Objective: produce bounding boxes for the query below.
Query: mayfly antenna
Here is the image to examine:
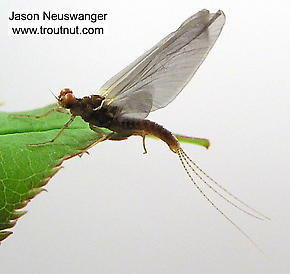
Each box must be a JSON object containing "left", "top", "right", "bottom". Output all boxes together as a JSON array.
[{"left": 50, "top": 90, "right": 58, "bottom": 100}]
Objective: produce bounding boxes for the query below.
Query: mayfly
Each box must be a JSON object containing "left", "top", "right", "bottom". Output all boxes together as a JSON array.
[{"left": 15, "top": 10, "right": 269, "bottom": 250}]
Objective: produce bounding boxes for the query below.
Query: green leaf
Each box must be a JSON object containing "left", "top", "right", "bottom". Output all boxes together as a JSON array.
[
  {"left": 0, "top": 104, "right": 209, "bottom": 242},
  {"left": 174, "top": 135, "right": 210, "bottom": 149},
  {"left": 0, "top": 104, "right": 106, "bottom": 242}
]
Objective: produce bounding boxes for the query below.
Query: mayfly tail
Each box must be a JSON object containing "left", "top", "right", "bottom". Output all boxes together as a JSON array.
[
  {"left": 179, "top": 149, "right": 264, "bottom": 220},
  {"left": 176, "top": 148, "right": 264, "bottom": 253},
  {"left": 181, "top": 149, "right": 270, "bottom": 221}
]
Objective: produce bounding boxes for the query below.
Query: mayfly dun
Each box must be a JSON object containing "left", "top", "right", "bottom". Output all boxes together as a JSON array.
[{"left": 14, "top": 10, "right": 269, "bottom": 251}]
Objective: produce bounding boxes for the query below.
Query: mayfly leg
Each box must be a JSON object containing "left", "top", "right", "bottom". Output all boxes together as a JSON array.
[
  {"left": 28, "top": 115, "right": 75, "bottom": 146},
  {"left": 10, "top": 106, "right": 73, "bottom": 146},
  {"left": 88, "top": 124, "right": 115, "bottom": 147},
  {"left": 82, "top": 124, "right": 115, "bottom": 156},
  {"left": 142, "top": 134, "right": 148, "bottom": 154},
  {"left": 10, "top": 107, "right": 68, "bottom": 119}
]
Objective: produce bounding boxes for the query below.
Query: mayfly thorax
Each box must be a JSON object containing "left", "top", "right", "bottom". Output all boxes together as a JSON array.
[{"left": 13, "top": 10, "right": 270, "bottom": 252}]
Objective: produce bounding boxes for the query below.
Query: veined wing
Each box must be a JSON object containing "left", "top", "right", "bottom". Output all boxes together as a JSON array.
[{"left": 98, "top": 10, "right": 225, "bottom": 119}]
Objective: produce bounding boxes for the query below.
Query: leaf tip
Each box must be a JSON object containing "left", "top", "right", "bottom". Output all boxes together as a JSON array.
[
  {"left": 10, "top": 210, "right": 27, "bottom": 220},
  {"left": 0, "top": 231, "right": 13, "bottom": 242}
]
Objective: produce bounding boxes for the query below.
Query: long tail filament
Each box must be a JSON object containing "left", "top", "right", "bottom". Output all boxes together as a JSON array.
[{"left": 176, "top": 147, "right": 269, "bottom": 253}]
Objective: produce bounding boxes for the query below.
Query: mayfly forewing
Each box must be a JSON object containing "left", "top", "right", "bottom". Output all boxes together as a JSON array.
[
  {"left": 110, "top": 87, "right": 153, "bottom": 119},
  {"left": 98, "top": 10, "right": 225, "bottom": 119}
]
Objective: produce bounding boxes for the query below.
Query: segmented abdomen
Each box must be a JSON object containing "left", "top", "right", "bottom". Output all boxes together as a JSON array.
[{"left": 117, "top": 119, "right": 180, "bottom": 153}]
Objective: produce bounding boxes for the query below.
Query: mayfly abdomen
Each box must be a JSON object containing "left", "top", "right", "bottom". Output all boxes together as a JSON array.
[{"left": 116, "top": 119, "right": 180, "bottom": 153}]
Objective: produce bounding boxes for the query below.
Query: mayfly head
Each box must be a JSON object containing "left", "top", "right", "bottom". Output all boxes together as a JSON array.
[{"left": 57, "top": 88, "right": 76, "bottom": 109}]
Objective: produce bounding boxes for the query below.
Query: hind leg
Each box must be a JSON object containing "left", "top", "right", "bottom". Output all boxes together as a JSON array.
[
  {"left": 88, "top": 124, "right": 114, "bottom": 146},
  {"left": 78, "top": 125, "right": 114, "bottom": 157}
]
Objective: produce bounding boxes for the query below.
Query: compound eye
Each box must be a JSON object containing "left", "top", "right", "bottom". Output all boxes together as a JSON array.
[
  {"left": 57, "top": 88, "right": 76, "bottom": 108},
  {"left": 63, "top": 93, "right": 76, "bottom": 106},
  {"left": 59, "top": 88, "right": 73, "bottom": 97}
]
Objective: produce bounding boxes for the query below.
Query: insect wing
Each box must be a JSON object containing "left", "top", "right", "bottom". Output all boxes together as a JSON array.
[{"left": 98, "top": 9, "right": 225, "bottom": 119}]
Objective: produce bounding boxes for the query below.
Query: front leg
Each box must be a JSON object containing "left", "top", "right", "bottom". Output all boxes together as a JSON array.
[{"left": 11, "top": 107, "right": 68, "bottom": 119}]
